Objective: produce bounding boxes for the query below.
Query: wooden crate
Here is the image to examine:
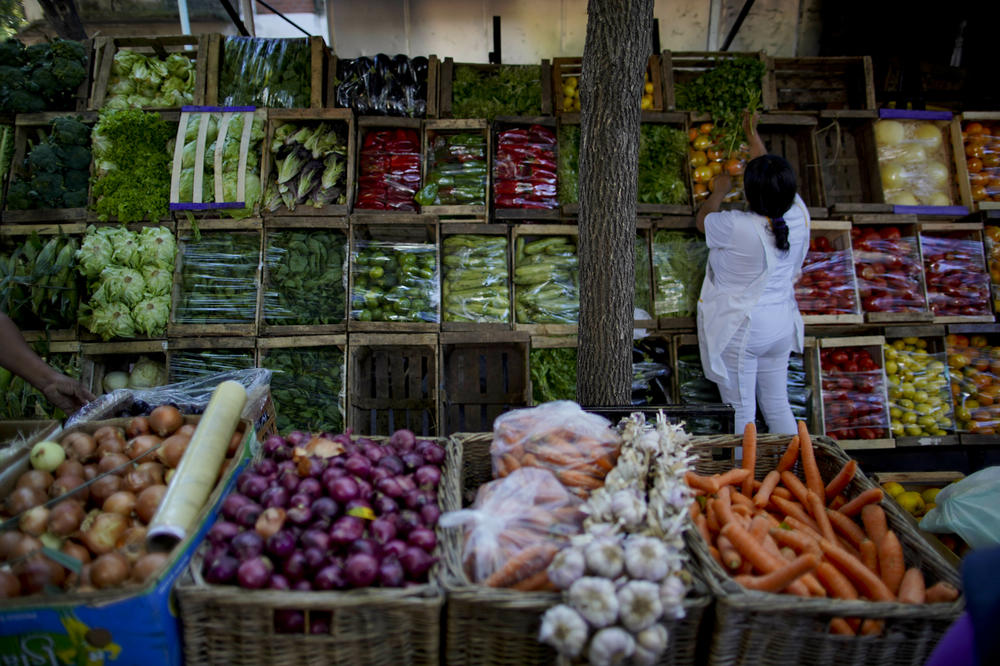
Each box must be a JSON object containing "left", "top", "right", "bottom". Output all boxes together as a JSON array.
[
  {"left": 439, "top": 58, "right": 553, "bottom": 118},
  {"left": 348, "top": 333, "right": 439, "bottom": 437},
  {"left": 261, "top": 109, "right": 355, "bottom": 217},
  {"left": 634, "top": 219, "right": 656, "bottom": 329},
  {"left": 851, "top": 218, "right": 933, "bottom": 324},
  {"left": 511, "top": 224, "right": 578, "bottom": 335},
  {"left": 169, "top": 218, "right": 261, "bottom": 338},
  {"left": 954, "top": 112, "right": 1000, "bottom": 213},
  {"left": 440, "top": 222, "right": 512, "bottom": 332},
  {"left": 79, "top": 339, "right": 168, "bottom": 396},
  {"left": 88, "top": 34, "right": 213, "bottom": 110},
  {"left": 354, "top": 116, "right": 424, "bottom": 214},
  {"left": 758, "top": 113, "right": 826, "bottom": 215},
  {"left": 258, "top": 334, "right": 347, "bottom": 435},
  {"left": 259, "top": 217, "right": 348, "bottom": 336},
  {"left": 651, "top": 219, "right": 704, "bottom": 331},
  {"left": 814, "top": 110, "right": 891, "bottom": 216},
  {"left": 919, "top": 222, "right": 994, "bottom": 323},
  {"left": 420, "top": 119, "right": 490, "bottom": 217},
  {"left": 944, "top": 323, "right": 1000, "bottom": 443},
  {"left": 2, "top": 112, "right": 98, "bottom": 223},
  {"left": 552, "top": 55, "right": 661, "bottom": 115},
  {"left": 492, "top": 116, "right": 561, "bottom": 221},
  {"left": 348, "top": 218, "right": 440, "bottom": 333},
  {"left": 527, "top": 334, "right": 578, "bottom": 405},
  {"left": 797, "top": 220, "right": 863, "bottom": 324},
  {"left": 166, "top": 336, "right": 257, "bottom": 384},
  {"left": 815, "top": 335, "right": 894, "bottom": 449},
  {"left": 873, "top": 470, "right": 967, "bottom": 564},
  {"left": 637, "top": 112, "right": 694, "bottom": 215},
  {"left": 770, "top": 56, "right": 876, "bottom": 112},
  {"left": 439, "top": 330, "right": 530, "bottom": 434},
  {"left": 662, "top": 51, "right": 774, "bottom": 111}
]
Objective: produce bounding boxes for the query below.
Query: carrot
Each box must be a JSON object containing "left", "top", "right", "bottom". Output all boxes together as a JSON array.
[
  {"left": 780, "top": 471, "right": 811, "bottom": 506},
  {"left": 715, "top": 486, "right": 736, "bottom": 526},
  {"left": 749, "top": 515, "right": 771, "bottom": 542},
  {"left": 752, "top": 479, "right": 763, "bottom": 492},
  {"left": 783, "top": 515, "right": 824, "bottom": 542},
  {"left": 715, "top": 468, "right": 752, "bottom": 489},
  {"left": 824, "top": 459, "right": 857, "bottom": 501},
  {"left": 776, "top": 434, "right": 800, "bottom": 473},
  {"left": 689, "top": 500, "right": 702, "bottom": 520},
  {"left": 828, "top": 494, "right": 847, "bottom": 510},
  {"left": 860, "top": 619, "right": 884, "bottom": 636},
  {"left": 926, "top": 581, "right": 960, "bottom": 603},
  {"left": 826, "top": 509, "right": 867, "bottom": 548},
  {"left": 837, "top": 488, "right": 884, "bottom": 518},
  {"left": 497, "top": 453, "right": 519, "bottom": 477},
  {"left": 753, "top": 470, "right": 781, "bottom": 508},
  {"left": 720, "top": 523, "right": 811, "bottom": 596},
  {"left": 733, "top": 503, "right": 754, "bottom": 518},
  {"left": 769, "top": 527, "right": 821, "bottom": 556},
  {"left": 859, "top": 539, "right": 879, "bottom": 576},
  {"left": 771, "top": 486, "right": 793, "bottom": 500},
  {"left": 828, "top": 618, "right": 856, "bottom": 635},
  {"left": 686, "top": 471, "right": 720, "bottom": 494},
  {"left": 814, "top": 561, "right": 859, "bottom": 600},
  {"left": 730, "top": 489, "right": 756, "bottom": 508},
  {"left": 512, "top": 570, "right": 552, "bottom": 591},
  {"left": 797, "top": 421, "right": 825, "bottom": 502},
  {"left": 771, "top": 495, "right": 821, "bottom": 532},
  {"left": 709, "top": 546, "right": 725, "bottom": 567},
  {"left": 717, "top": 534, "right": 742, "bottom": 571},
  {"left": 705, "top": 499, "right": 721, "bottom": 533},
  {"left": 741, "top": 421, "right": 757, "bottom": 497},
  {"left": 897, "top": 567, "right": 926, "bottom": 604},
  {"left": 556, "top": 469, "right": 603, "bottom": 490},
  {"left": 818, "top": 538, "right": 895, "bottom": 602},
  {"left": 860, "top": 505, "right": 887, "bottom": 545},
  {"left": 779, "top": 546, "right": 796, "bottom": 561},
  {"left": 734, "top": 552, "right": 819, "bottom": 593},
  {"left": 877, "top": 530, "right": 905, "bottom": 596},
  {"left": 694, "top": 513, "right": 713, "bottom": 548},
  {"left": 484, "top": 542, "right": 558, "bottom": 587},
  {"left": 807, "top": 490, "right": 837, "bottom": 543}
]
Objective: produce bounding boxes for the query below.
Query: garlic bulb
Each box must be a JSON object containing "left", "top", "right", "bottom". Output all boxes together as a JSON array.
[
  {"left": 624, "top": 535, "right": 670, "bottom": 581},
  {"left": 659, "top": 575, "right": 687, "bottom": 618},
  {"left": 610, "top": 488, "right": 646, "bottom": 530},
  {"left": 538, "top": 604, "right": 589, "bottom": 658},
  {"left": 584, "top": 538, "right": 625, "bottom": 579},
  {"left": 633, "top": 624, "right": 670, "bottom": 665},
  {"left": 587, "top": 626, "right": 636, "bottom": 666},
  {"left": 568, "top": 576, "right": 619, "bottom": 628},
  {"left": 617, "top": 580, "right": 663, "bottom": 632},
  {"left": 548, "top": 546, "right": 586, "bottom": 590}
]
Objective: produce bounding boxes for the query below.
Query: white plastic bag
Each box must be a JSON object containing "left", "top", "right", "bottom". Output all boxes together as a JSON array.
[{"left": 920, "top": 466, "right": 1000, "bottom": 549}]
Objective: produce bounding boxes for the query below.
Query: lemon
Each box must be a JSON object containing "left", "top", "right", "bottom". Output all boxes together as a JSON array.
[
  {"left": 921, "top": 487, "right": 941, "bottom": 505},
  {"left": 905, "top": 424, "right": 923, "bottom": 436},
  {"left": 566, "top": 76, "right": 578, "bottom": 89},
  {"left": 882, "top": 481, "right": 906, "bottom": 498},
  {"left": 896, "top": 491, "right": 926, "bottom": 516},
  {"left": 644, "top": 81, "right": 653, "bottom": 94},
  {"left": 890, "top": 406, "right": 903, "bottom": 419},
  {"left": 886, "top": 360, "right": 899, "bottom": 376},
  {"left": 891, "top": 421, "right": 905, "bottom": 436}
]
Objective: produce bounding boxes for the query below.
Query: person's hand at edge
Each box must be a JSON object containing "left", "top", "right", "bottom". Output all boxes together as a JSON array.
[
  {"left": 743, "top": 108, "right": 766, "bottom": 160},
  {"left": 36, "top": 368, "right": 96, "bottom": 415}
]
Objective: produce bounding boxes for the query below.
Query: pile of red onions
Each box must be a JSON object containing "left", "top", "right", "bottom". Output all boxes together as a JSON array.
[{"left": 202, "top": 428, "right": 444, "bottom": 615}]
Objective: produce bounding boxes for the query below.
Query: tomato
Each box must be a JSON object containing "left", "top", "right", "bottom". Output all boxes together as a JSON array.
[
  {"left": 693, "top": 135, "right": 713, "bottom": 151},
  {"left": 815, "top": 236, "right": 832, "bottom": 252},
  {"left": 693, "top": 165, "right": 714, "bottom": 183},
  {"left": 693, "top": 182, "right": 708, "bottom": 196},
  {"left": 879, "top": 226, "right": 901, "bottom": 240},
  {"left": 689, "top": 150, "right": 708, "bottom": 168},
  {"left": 966, "top": 143, "right": 985, "bottom": 159},
  {"left": 966, "top": 122, "right": 986, "bottom": 135},
  {"left": 972, "top": 184, "right": 989, "bottom": 201},
  {"left": 968, "top": 157, "right": 984, "bottom": 173},
  {"left": 688, "top": 127, "right": 700, "bottom": 142},
  {"left": 844, "top": 362, "right": 859, "bottom": 373},
  {"left": 831, "top": 350, "right": 849, "bottom": 365},
  {"left": 708, "top": 161, "right": 723, "bottom": 176},
  {"left": 724, "top": 159, "right": 744, "bottom": 176},
  {"left": 699, "top": 122, "right": 714, "bottom": 134}
]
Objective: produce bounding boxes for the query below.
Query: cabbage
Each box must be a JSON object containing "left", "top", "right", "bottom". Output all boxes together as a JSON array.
[
  {"left": 141, "top": 264, "right": 172, "bottom": 296},
  {"left": 223, "top": 172, "right": 261, "bottom": 218},
  {"left": 128, "top": 356, "right": 167, "bottom": 388},
  {"left": 76, "top": 226, "right": 114, "bottom": 278},
  {"left": 103, "top": 371, "right": 129, "bottom": 393},
  {"left": 132, "top": 295, "right": 170, "bottom": 337},
  {"left": 112, "top": 50, "right": 145, "bottom": 77},
  {"left": 108, "top": 78, "right": 135, "bottom": 97},
  {"left": 165, "top": 53, "right": 192, "bottom": 79},
  {"left": 138, "top": 226, "right": 177, "bottom": 269},
  {"left": 85, "top": 302, "right": 136, "bottom": 340},
  {"left": 108, "top": 227, "right": 141, "bottom": 268},
  {"left": 184, "top": 114, "right": 218, "bottom": 145},
  {"left": 94, "top": 266, "right": 146, "bottom": 306}
]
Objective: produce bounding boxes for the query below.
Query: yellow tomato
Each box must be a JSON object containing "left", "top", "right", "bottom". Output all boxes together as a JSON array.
[
  {"left": 689, "top": 150, "right": 708, "bottom": 168},
  {"left": 693, "top": 165, "right": 714, "bottom": 183},
  {"left": 693, "top": 134, "right": 713, "bottom": 151}
]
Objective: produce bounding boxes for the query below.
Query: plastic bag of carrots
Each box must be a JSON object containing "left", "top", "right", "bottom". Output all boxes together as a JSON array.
[
  {"left": 686, "top": 422, "right": 961, "bottom": 636},
  {"left": 440, "top": 467, "right": 585, "bottom": 587},
  {"left": 491, "top": 401, "right": 621, "bottom": 497}
]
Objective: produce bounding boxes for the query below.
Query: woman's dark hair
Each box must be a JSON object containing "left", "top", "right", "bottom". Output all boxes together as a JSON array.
[{"left": 744, "top": 154, "right": 797, "bottom": 251}]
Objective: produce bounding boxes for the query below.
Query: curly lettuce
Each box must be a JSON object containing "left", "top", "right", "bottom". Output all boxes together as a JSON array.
[
  {"left": 75, "top": 226, "right": 114, "bottom": 278},
  {"left": 94, "top": 266, "right": 145, "bottom": 307},
  {"left": 141, "top": 264, "right": 172, "bottom": 296},
  {"left": 138, "top": 226, "right": 177, "bottom": 269},
  {"left": 132, "top": 295, "right": 170, "bottom": 337},
  {"left": 84, "top": 302, "right": 136, "bottom": 340}
]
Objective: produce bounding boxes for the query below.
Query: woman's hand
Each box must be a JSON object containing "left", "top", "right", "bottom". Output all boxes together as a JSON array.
[
  {"left": 713, "top": 173, "right": 732, "bottom": 195},
  {"left": 38, "top": 370, "right": 95, "bottom": 415},
  {"left": 743, "top": 108, "right": 766, "bottom": 160}
]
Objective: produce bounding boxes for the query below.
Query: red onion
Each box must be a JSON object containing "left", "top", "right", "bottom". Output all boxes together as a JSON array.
[
  {"left": 232, "top": 530, "right": 265, "bottom": 560},
  {"left": 397, "top": 476, "right": 416, "bottom": 494},
  {"left": 408, "top": 527, "right": 437, "bottom": 552},
  {"left": 262, "top": 435, "right": 287, "bottom": 456},
  {"left": 362, "top": 442, "right": 387, "bottom": 463},
  {"left": 315, "top": 564, "right": 346, "bottom": 590},
  {"left": 344, "top": 553, "right": 378, "bottom": 588},
  {"left": 329, "top": 516, "right": 364, "bottom": 544},
  {"left": 310, "top": 612, "right": 331, "bottom": 635},
  {"left": 394, "top": 510, "right": 421, "bottom": 536},
  {"left": 344, "top": 454, "right": 372, "bottom": 480},
  {"left": 276, "top": 460, "right": 296, "bottom": 475},
  {"left": 303, "top": 547, "right": 326, "bottom": 572},
  {"left": 236, "top": 556, "right": 272, "bottom": 589},
  {"left": 370, "top": 517, "right": 397, "bottom": 543},
  {"left": 404, "top": 488, "right": 434, "bottom": 510},
  {"left": 235, "top": 502, "right": 263, "bottom": 528},
  {"left": 297, "top": 456, "right": 327, "bottom": 479},
  {"left": 286, "top": 431, "right": 310, "bottom": 448},
  {"left": 278, "top": 469, "right": 301, "bottom": 494},
  {"left": 0, "top": 570, "right": 20, "bottom": 598},
  {"left": 282, "top": 551, "right": 308, "bottom": 581},
  {"left": 301, "top": 529, "right": 331, "bottom": 552},
  {"left": 345, "top": 498, "right": 371, "bottom": 515},
  {"left": 374, "top": 494, "right": 399, "bottom": 515},
  {"left": 378, "top": 455, "right": 404, "bottom": 475},
  {"left": 420, "top": 503, "right": 441, "bottom": 526},
  {"left": 415, "top": 465, "right": 441, "bottom": 488},
  {"left": 207, "top": 520, "right": 240, "bottom": 545},
  {"left": 260, "top": 486, "right": 289, "bottom": 509},
  {"left": 297, "top": 477, "right": 322, "bottom": 499},
  {"left": 269, "top": 573, "right": 290, "bottom": 590},
  {"left": 203, "top": 554, "right": 239, "bottom": 584},
  {"left": 321, "top": 467, "right": 347, "bottom": 490},
  {"left": 254, "top": 459, "right": 277, "bottom": 478},
  {"left": 286, "top": 504, "right": 312, "bottom": 526},
  {"left": 221, "top": 493, "right": 252, "bottom": 521},
  {"left": 328, "top": 477, "right": 359, "bottom": 504},
  {"left": 266, "top": 529, "right": 296, "bottom": 559},
  {"left": 388, "top": 429, "right": 416, "bottom": 453},
  {"left": 350, "top": 538, "right": 382, "bottom": 559},
  {"left": 378, "top": 555, "right": 405, "bottom": 587},
  {"left": 274, "top": 609, "right": 304, "bottom": 633},
  {"left": 401, "top": 452, "right": 423, "bottom": 471},
  {"left": 371, "top": 467, "right": 393, "bottom": 484},
  {"left": 383, "top": 539, "right": 407, "bottom": 559},
  {"left": 237, "top": 473, "right": 269, "bottom": 500},
  {"left": 376, "top": 477, "right": 405, "bottom": 499},
  {"left": 311, "top": 497, "right": 339, "bottom": 521},
  {"left": 292, "top": 579, "right": 312, "bottom": 591},
  {"left": 355, "top": 478, "right": 373, "bottom": 500},
  {"left": 399, "top": 546, "right": 436, "bottom": 578},
  {"left": 419, "top": 443, "right": 445, "bottom": 466}
]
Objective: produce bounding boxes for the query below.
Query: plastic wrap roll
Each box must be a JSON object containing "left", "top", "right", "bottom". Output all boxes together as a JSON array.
[{"left": 147, "top": 380, "right": 247, "bottom": 549}]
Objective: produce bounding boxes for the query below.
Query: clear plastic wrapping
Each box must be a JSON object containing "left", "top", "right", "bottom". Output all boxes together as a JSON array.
[
  {"left": 788, "top": 352, "right": 811, "bottom": 424},
  {"left": 884, "top": 338, "right": 954, "bottom": 438},
  {"left": 416, "top": 133, "right": 487, "bottom": 206},
  {"left": 635, "top": 233, "right": 652, "bottom": 318},
  {"left": 851, "top": 225, "right": 927, "bottom": 314},
  {"left": 920, "top": 232, "right": 992, "bottom": 317},
  {"left": 0, "top": 351, "right": 80, "bottom": 420},
  {"left": 985, "top": 225, "right": 1000, "bottom": 312},
  {"left": 530, "top": 347, "right": 577, "bottom": 404},
  {"left": 652, "top": 230, "right": 708, "bottom": 318},
  {"left": 439, "top": 466, "right": 584, "bottom": 584},
  {"left": 336, "top": 55, "right": 429, "bottom": 117},
  {"left": 493, "top": 125, "right": 557, "bottom": 210},
  {"left": 490, "top": 401, "right": 621, "bottom": 498},
  {"left": 632, "top": 337, "right": 671, "bottom": 405},
  {"left": 676, "top": 350, "right": 724, "bottom": 435},
  {"left": 175, "top": 231, "right": 259, "bottom": 325},
  {"left": 263, "top": 229, "right": 346, "bottom": 326},
  {"left": 168, "top": 349, "right": 256, "bottom": 385},
  {"left": 263, "top": 120, "right": 348, "bottom": 213},
  {"left": 220, "top": 37, "right": 312, "bottom": 108},
  {"left": 103, "top": 48, "right": 196, "bottom": 110},
  {"left": 557, "top": 124, "right": 579, "bottom": 205},
  {"left": 350, "top": 241, "right": 439, "bottom": 323},
  {"left": 961, "top": 119, "right": 1000, "bottom": 204},
  {"left": 355, "top": 128, "right": 421, "bottom": 211},
  {"left": 819, "top": 346, "right": 889, "bottom": 441},
  {"left": 875, "top": 118, "right": 955, "bottom": 206},
  {"left": 946, "top": 334, "right": 1000, "bottom": 435},
  {"left": 514, "top": 235, "right": 578, "bottom": 324},
  {"left": 0, "top": 233, "right": 79, "bottom": 329},
  {"left": 795, "top": 238, "right": 858, "bottom": 315},
  {"left": 441, "top": 234, "right": 509, "bottom": 323},
  {"left": 262, "top": 346, "right": 344, "bottom": 434}
]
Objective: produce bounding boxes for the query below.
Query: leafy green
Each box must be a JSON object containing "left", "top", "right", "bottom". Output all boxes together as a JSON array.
[
  {"left": 452, "top": 65, "right": 541, "bottom": 120},
  {"left": 652, "top": 230, "right": 708, "bottom": 318},
  {"left": 83, "top": 301, "right": 136, "bottom": 339},
  {"left": 264, "top": 229, "right": 346, "bottom": 326},
  {"left": 104, "top": 48, "right": 195, "bottom": 109},
  {"left": 674, "top": 57, "right": 765, "bottom": 155},
  {"left": 0, "top": 39, "right": 88, "bottom": 113},
  {"left": 0, "top": 234, "right": 78, "bottom": 330},
  {"left": 168, "top": 349, "right": 255, "bottom": 384},
  {"left": 176, "top": 232, "right": 258, "bottom": 325},
  {"left": 131, "top": 295, "right": 170, "bottom": 337},
  {"left": 558, "top": 124, "right": 580, "bottom": 205},
  {"left": 263, "top": 346, "right": 344, "bottom": 434},
  {"left": 220, "top": 37, "right": 311, "bottom": 108},
  {"left": 638, "top": 124, "right": 689, "bottom": 205},
  {"left": 530, "top": 347, "right": 577, "bottom": 404},
  {"left": 0, "top": 349, "right": 80, "bottom": 419}
]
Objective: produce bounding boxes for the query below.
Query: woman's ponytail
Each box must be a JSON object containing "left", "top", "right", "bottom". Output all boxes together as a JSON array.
[{"left": 770, "top": 217, "right": 790, "bottom": 252}]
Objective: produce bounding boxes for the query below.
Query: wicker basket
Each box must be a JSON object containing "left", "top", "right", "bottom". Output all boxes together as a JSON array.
[
  {"left": 442, "top": 432, "right": 712, "bottom": 666},
  {"left": 687, "top": 433, "right": 963, "bottom": 666},
  {"left": 175, "top": 436, "right": 462, "bottom": 666}
]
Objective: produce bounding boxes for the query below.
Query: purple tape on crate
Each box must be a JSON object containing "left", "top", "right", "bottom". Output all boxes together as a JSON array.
[
  {"left": 182, "top": 105, "right": 257, "bottom": 112},
  {"left": 878, "top": 109, "right": 953, "bottom": 121},
  {"left": 170, "top": 202, "right": 247, "bottom": 210},
  {"left": 893, "top": 205, "right": 969, "bottom": 216}
]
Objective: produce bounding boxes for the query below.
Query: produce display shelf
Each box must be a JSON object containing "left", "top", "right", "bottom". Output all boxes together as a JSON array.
[
  {"left": 662, "top": 50, "right": 775, "bottom": 111},
  {"left": 798, "top": 220, "right": 864, "bottom": 325},
  {"left": 759, "top": 112, "right": 826, "bottom": 212},
  {"left": 511, "top": 223, "right": 578, "bottom": 334},
  {"left": 918, "top": 222, "right": 995, "bottom": 323},
  {"left": 634, "top": 218, "right": 657, "bottom": 329},
  {"left": 769, "top": 56, "right": 876, "bottom": 112},
  {"left": 552, "top": 54, "right": 662, "bottom": 115},
  {"left": 353, "top": 116, "right": 425, "bottom": 215},
  {"left": 165, "top": 336, "right": 258, "bottom": 385},
  {"left": 439, "top": 222, "right": 513, "bottom": 332},
  {"left": 420, "top": 119, "right": 491, "bottom": 218},
  {"left": 79, "top": 338, "right": 168, "bottom": 396},
  {"left": 873, "top": 470, "right": 966, "bottom": 565},
  {"left": 637, "top": 111, "right": 694, "bottom": 215},
  {"left": 954, "top": 112, "right": 1000, "bottom": 213},
  {"left": 851, "top": 217, "right": 934, "bottom": 325},
  {"left": 438, "top": 58, "right": 553, "bottom": 118},
  {"left": 652, "top": 218, "right": 704, "bottom": 332},
  {"left": 492, "top": 116, "right": 561, "bottom": 221},
  {"left": 814, "top": 110, "right": 890, "bottom": 216}
]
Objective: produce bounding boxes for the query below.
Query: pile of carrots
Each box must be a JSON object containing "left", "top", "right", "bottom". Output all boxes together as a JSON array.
[{"left": 686, "top": 422, "right": 960, "bottom": 636}]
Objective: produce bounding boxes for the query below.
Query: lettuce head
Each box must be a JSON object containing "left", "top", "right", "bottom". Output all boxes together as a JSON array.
[
  {"left": 141, "top": 264, "right": 172, "bottom": 296},
  {"left": 138, "top": 226, "right": 177, "bottom": 269},
  {"left": 83, "top": 301, "right": 136, "bottom": 340},
  {"left": 76, "top": 226, "right": 114, "bottom": 278},
  {"left": 94, "top": 266, "right": 146, "bottom": 306},
  {"left": 132, "top": 295, "right": 170, "bottom": 337}
]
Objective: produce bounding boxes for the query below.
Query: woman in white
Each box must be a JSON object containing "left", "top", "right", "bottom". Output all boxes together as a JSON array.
[{"left": 695, "top": 111, "right": 810, "bottom": 434}]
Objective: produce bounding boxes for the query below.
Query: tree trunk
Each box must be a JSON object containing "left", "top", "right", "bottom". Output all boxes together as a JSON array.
[
  {"left": 577, "top": 0, "right": 652, "bottom": 406},
  {"left": 38, "top": 0, "right": 87, "bottom": 40}
]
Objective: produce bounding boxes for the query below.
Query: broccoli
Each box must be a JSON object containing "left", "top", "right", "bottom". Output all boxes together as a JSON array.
[
  {"left": 49, "top": 39, "right": 86, "bottom": 64},
  {"left": 63, "top": 188, "right": 88, "bottom": 208},
  {"left": 27, "top": 143, "right": 62, "bottom": 173},
  {"left": 30, "top": 67, "right": 61, "bottom": 100},
  {"left": 51, "top": 57, "right": 86, "bottom": 89},
  {"left": 64, "top": 168, "right": 89, "bottom": 192},
  {"left": 5, "top": 179, "right": 33, "bottom": 210},
  {"left": 30, "top": 171, "right": 64, "bottom": 208},
  {"left": 24, "top": 43, "right": 49, "bottom": 65},
  {"left": 51, "top": 117, "right": 90, "bottom": 146},
  {"left": 0, "top": 40, "right": 26, "bottom": 67},
  {"left": 5, "top": 89, "right": 44, "bottom": 113},
  {"left": 0, "top": 65, "right": 25, "bottom": 90},
  {"left": 61, "top": 145, "right": 91, "bottom": 171}
]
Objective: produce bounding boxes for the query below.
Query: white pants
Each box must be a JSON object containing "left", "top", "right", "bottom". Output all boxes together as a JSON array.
[{"left": 713, "top": 302, "right": 798, "bottom": 435}]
